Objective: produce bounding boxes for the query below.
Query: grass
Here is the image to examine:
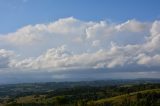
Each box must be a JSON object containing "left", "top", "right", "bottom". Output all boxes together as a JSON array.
[{"left": 89, "top": 88, "right": 160, "bottom": 105}]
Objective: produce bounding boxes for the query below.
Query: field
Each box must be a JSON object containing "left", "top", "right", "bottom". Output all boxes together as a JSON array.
[{"left": 0, "top": 79, "right": 160, "bottom": 106}]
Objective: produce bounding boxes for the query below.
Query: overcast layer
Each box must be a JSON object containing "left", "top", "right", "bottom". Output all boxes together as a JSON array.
[{"left": 0, "top": 17, "right": 160, "bottom": 83}]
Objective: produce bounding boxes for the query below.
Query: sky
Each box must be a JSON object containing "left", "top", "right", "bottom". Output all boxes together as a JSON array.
[
  {"left": 0, "top": 0, "right": 160, "bottom": 84},
  {"left": 0, "top": 0, "right": 160, "bottom": 34}
]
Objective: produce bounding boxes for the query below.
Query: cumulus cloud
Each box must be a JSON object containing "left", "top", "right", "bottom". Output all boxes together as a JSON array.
[
  {"left": 116, "top": 19, "right": 148, "bottom": 32},
  {"left": 0, "top": 17, "right": 160, "bottom": 81},
  {"left": 92, "top": 40, "right": 100, "bottom": 47},
  {"left": 0, "top": 49, "right": 14, "bottom": 68},
  {"left": 137, "top": 54, "right": 160, "bottom": 66}
]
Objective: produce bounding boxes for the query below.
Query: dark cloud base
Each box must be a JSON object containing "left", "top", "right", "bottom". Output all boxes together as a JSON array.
[{"left": 0, "top": 67, "right": 159, "bottom": 84}]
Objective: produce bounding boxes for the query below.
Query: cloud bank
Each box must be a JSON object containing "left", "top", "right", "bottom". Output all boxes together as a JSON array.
[{"left": 0, "top": 17, "right": 160, "bottom": 83}]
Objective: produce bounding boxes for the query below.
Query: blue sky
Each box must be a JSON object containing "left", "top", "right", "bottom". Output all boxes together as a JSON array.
[
  {"left": 0, "top": 0, "right": 160, "bottom": 83},
  {"left": 0, "top": 0, "right": 160, "bottom": 34}
]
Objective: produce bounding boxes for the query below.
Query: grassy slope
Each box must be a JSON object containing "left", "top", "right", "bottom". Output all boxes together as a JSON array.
[
  {"left": 88, "top": 89, "right": 160, "bottom": 105},
  {"left": 16, "top": 95, "right": 54, "bottom": 104},
  {"left": 3, "top": 89, "right": 160, "bottom": 106}
]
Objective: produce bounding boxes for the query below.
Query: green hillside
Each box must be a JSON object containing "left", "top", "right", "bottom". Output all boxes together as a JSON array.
[
  {"left": 0, "top": 82, "right": 160, "bottom": 106},
  {"left": 88, "top": 89, "right": 160, "bottom": 106},
  {"left": 4, "top": 89, "right": 160, "bottom": 106}
]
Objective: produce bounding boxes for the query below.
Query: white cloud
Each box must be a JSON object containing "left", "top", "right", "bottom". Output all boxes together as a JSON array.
[
  {"left": 0, "top": 49, "right": 14, "bottom": 68},
  {"left": 137, "top": 54, "right": 160, "bottom": 66},
  {"left": 144, "top": 21, "right": 160, "bottom": 52},
  {"left": 92, "top": 40, "right": 100, "bottom": 47},
  {"left": 86, "top": 21, "right": 116, "bottom": 39},
  {"left": 0, "top": 17, "right": 160, "bottom": 80},
  {"left": 116, "top": 19, "right": 148, "bottom": 32}
]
